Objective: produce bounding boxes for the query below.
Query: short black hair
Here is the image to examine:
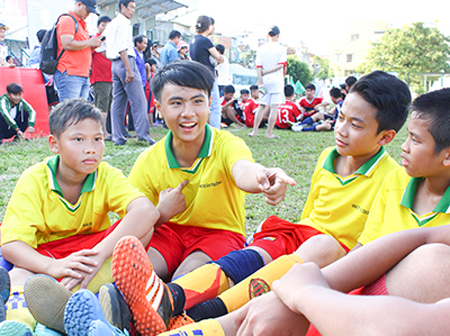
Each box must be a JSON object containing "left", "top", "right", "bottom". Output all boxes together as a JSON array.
[
  {"left": 49, "top": 99, "right": 103, "bottom": 138},
  {"left": 118, "top": 0, "right": 134, "bottom": 10},
  {"left": 305, "top": 83, "right": 316, "bottom": 91},
  {"left": 329, "top": 87, "right": 342, "bottom": 99},
  {"left": 169, "top": 30, "right": 181, "bottom": 40},
  {"left": 134, "top": 35, "right": 147, "bottom": 46},
  {"left": 146, "top": 58, "right": 157, "bottom": 66},
  {"left": 224, "top": 85, "right": 235, "bottom": 94},
  {"left": 240, "top": 89, "right": 250, "bottom": 95},
  {"left": 5, "top": 55, "right": 11, "bottom": 62},
  {"left": 215, "top": 44, "right": 225, "bottom": 55},
  {"left": 97, "top": 15, "right": 111, "bottom": 26},
  {"left": 6, "top": 83, "right": 23, "bottom": 94},
  {"left": 345, "top": 76, "right": 357, "bottom": 88},
  {"left": 349, "top": 70, "right": 411, "bottom": 133},
  {"left": 284, "top": 84, "right": 294, "bottom": 97},
  {"left": 36, "top": 29, "right": 47, "bottom": 43},
  {"left": 411, "top": 88, "right": 450, "bottom": 152},
  {"left": 151, "top": 61, "right": 215, "bottom": 102},
  {"left": 250, "top": 85, "right": 259, "bottom": 92}
]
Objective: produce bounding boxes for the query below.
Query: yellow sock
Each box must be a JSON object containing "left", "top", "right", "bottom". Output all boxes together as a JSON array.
[
  {"left": 160, "top": 319, "right": 225, "bottom": 336},
  {"left": 220, "top": 254, "right": 304, "bottom": 312},
  {"left": 71, "top": 256, "right": 114, "bottom": 294},
  {"left": 173, "top": 263, "right": 230, "bottom": 310},
  {"left": 5, "top": 286, "right": 37, "bottom": 331}
]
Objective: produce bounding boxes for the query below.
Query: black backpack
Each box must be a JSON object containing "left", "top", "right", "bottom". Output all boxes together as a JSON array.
[{"left": 39, "top": 14, "right": 79, "bottom": 75}]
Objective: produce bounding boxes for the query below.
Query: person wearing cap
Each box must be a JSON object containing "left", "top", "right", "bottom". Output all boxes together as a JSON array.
[
  {"left": 178, "top": 41, "right": 189, "bottom": 60},
  {"left": 249, "top": 25, "right": 287, "bottom": 139},
  {"left": 104, "top": 0, "right": 154, "bottom": 146},
  {"left": 0, "top": 23, "right": 13, "bottom": 67},
  {"left": 54, "top": 0, "right": 102, "bottom": 102},
  {"left": 0, "top": 83, "right": 36, "bottom": 144},
  {"left": 161, "top": 30, "right": 181, "bottom": 66}
]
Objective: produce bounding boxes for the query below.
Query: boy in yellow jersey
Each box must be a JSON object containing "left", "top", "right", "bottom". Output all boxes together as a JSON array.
[
  {"left": 100, "top": 71, "right": 410, "bottom": 336},
  {"left": 0, "top": 99, "right": 159, "bottom": 335},
  {"left": 183, "top": 87, "right": 450, "bottom": 336}
]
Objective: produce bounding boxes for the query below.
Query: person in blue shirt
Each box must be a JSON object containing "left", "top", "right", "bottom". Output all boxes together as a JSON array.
[{"left": 161, "top": 30, "right": 181, "bottom": 66}]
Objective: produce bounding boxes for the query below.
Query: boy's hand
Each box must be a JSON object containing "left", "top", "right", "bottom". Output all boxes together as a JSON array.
[
  {"left": 61, "top": 252, "right": 107, "bottom": 291},
  {"left": 157, "top": 180, "right": 189, "bottom": 225},
  {"left": 47, "top": 249, "right": 99, "bottom": 285},
  {"left": 257, "top": 169, "right": 296, "bottom": 206},
  {"left": 234, "top": 292, "right": 306, "bottom": 336},
  {"left": 273, "top": 262, "right": 330, "bottom": 313}
]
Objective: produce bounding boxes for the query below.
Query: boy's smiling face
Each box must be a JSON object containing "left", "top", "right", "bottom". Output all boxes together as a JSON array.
[
  {"left": 49, "top": 118, "right": 104, "bottom": 177},
  {"left": 334, "top": 92, "right": 392, "bottom": 160},
  {"left": 155, "top": 84, "right": 211, "bottom": 146},
  {"left": 401, "top": 113, "right": 449, "bottom": 178}
]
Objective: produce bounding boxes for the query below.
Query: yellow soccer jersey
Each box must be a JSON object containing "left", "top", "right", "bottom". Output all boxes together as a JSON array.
[
  {"left": 129, "top": 125, "right": 254, "bottom": 236},
  {"left": 1, "top": 156, "right": 144, "bottom": 248},
  {"left": 300, "top": 146, "right": 398, "bottom": 249},
  {"left": 359, "top": 167, "right": 450, "bottom": 245}
]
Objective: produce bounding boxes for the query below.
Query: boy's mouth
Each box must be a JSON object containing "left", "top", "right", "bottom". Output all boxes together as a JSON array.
[{"left": 180, "top": 122, "right": 197, "bottom": 129}]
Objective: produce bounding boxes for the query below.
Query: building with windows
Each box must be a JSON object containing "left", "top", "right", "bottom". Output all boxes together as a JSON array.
[{"left": 329, "top": 20, "right": 388, "bottom": 77}]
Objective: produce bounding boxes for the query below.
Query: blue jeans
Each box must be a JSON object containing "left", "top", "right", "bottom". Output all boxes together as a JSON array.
[
  {"left": 54, "top": 70, "right": 90, "bottom": 102},
  {"left": 209, "top": 79, "right": 221, "bottom": 129}
]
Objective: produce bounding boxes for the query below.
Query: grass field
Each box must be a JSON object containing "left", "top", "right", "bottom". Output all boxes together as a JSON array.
[{"left": 0, "top": 124, "right": 407, "bottom": 235}]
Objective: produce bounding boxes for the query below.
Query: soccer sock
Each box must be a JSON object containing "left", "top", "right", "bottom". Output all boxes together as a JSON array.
[
  {"left": 187, "top": 254, "right": 304, "bottom": 321},
  {"left": 5, "top": 286, "right": 36, "bottom": 331},
  {"left": 300, "top": 116, "right": 314, "bottom": 126},
  {"left": 159, "top": 318, "right": 225, "bottom": 336},
  {"left": 71, "top": 256, "right": 114, "bottom": 294},
  {"left": 174, "top": 249, "right": 264, "bottom": 310},
  {"left": 302, "top": 126, "right": 317, "bottom": 132}
]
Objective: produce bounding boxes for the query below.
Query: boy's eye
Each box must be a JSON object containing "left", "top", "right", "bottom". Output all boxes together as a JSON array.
[
  {"left": 75, "top": 137, "right": 83, "bottom": 142},
  {"left": 352, "top": 123, "right": 361, "bottom": 129}
]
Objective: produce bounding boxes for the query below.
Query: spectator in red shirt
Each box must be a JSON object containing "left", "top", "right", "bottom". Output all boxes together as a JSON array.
[
  {"left": 299, "top": 83, "right": 329, "bottom": 118},
  {"left": 276, "top": 84, "right": 301, "bottom": 129},
  {"left": 91, "top": 15, "right": 112, "bottom": 138}
]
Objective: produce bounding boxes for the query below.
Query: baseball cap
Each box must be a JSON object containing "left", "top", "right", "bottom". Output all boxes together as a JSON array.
[
  {"left": 268, "top": 25, "right": 280, "bottom": 36},
  {"left": 79, "top": 0, "right": 99, "bottom": 15},
  {"left": 153, "top": 40, "right": 163, "bottom": 47},
  {"left": 0, "top": 23, "right": 9, "bottom": 30}
]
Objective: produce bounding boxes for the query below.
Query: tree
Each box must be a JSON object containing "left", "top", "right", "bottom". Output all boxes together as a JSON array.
[
  {"left": 358, "top": 22, "right": 450, "bottom": 93},
  {"left": 314, "top": 56, "right": 334, "bottom": 80},
  {"left": 286, "top": 56, "right": 313, "bottom": 87}
]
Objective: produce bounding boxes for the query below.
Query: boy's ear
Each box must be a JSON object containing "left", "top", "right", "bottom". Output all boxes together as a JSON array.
[
  {"left": 48, "top": 135, "right": 59, "bottom": 154},
  {"left": 154, "top": 99, "right": 164, "bottom": 118},
  {"left": 442, "top": 148, "right": 450, "bottom": 167},
  {"left": 377, "top": 129, "right": 396, "bottom": 146}
]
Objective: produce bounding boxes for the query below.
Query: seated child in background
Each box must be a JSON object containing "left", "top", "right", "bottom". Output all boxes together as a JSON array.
[
  {"left": 275, "top": 84, "right": 301, "bottom": 129},
  {"left": 299, "top": 83, "right": 329, "bottom": 119},
  {"left": 0, "top": 98, "right": 159, "bottom": 334},
  {"left": 220, "top": 85, "right": 245, "bottom": 127},
  {"left": 233, "top": 87, "right": 450, "bottom": 336},
  {"left": 292, "top": 87, "right": 343, "bottom": 132},
  {"left": 0, "top": 83, "right": 36, "bottom": 143},
  {"left": 99, "top": 70, "right": 411, "bottom": 336},
  {"left": 242, "top": 85, "right": 260, "bottom": 128}
]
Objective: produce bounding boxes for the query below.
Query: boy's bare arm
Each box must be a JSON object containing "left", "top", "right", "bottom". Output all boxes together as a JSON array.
[
  {"left": 1, "top": 240, "right": 99, "bottom": 280},
  {"left": 232, "top": 160, "right": 296, "bottom": 206},
  {"left": 155, "top": 180, "right": 189, "bottom": 227},
  {"left": 261, "top": 64, "right": 284, "bottom": 76},
  {"left": 273, "top": 263, "right": 449, "bottom": 336}
]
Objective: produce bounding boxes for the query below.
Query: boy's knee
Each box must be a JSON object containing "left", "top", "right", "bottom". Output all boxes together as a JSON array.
[{"left": 294, "top": 234, "right": 346, "bottom": 267}]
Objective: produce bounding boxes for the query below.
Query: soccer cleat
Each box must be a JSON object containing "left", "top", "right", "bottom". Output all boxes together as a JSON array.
[
  {"left": 112, "top": 236, "right": 173, "bottom": 336},
  {"left": 64, "top": 289, "right": 127, "bottom": 336},
  {"left": 34, "top": 323, "right": 64, "bottom": 336},
  {"left": 167, "top": 313, "right": 194, "bottom": 330},
  {"left": 98, "top": 283, "right": 131, "bottom": 332},
  {"left": 88, "top": 320, "right": 129, "bottom": 336},
  {"left": 0, "top": 320, "right": 33, "bottom": 336},
  {"left": 291, "top": 124, "right": 304, "bottom": 132},
  {"left": 24, "top": 274, "right": 71, "bottom": 334},
  {"left": 0, "top": 267, "right": 10, "bottom": 323}
]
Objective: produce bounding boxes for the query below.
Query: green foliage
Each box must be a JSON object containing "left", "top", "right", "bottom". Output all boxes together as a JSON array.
[
  {"left": 0, "top": 124, "right": 407, "bottom": 234},
  {"left": 314, "top": 56, "right": 334, "bottom": 80},
  {"left": 287, "top": 55, "right": 313, "bottom": 87},
  {"left": 358, "top": 22, "right": 450, "bottom": 93}
]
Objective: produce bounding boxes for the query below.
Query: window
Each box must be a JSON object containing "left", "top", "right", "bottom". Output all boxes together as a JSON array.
[
  {"left": 334, "top": 54, "right": 340, "bottom": 63},
  {"left": 351, "top": 34, "right": 359, "bottom": 41},
  {"left": 346, "top": 54, "right": 353, "bottom": 63}
]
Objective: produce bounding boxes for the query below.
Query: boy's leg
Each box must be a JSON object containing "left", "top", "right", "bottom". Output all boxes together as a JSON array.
[
  {"left": 385, "top": 243, "right": 450, "bottom": 303},
  {"left": 171, "top": 250, "right": 213, "bottom": 280},
  {"left": 265, "top": 104, "right": 280, "bottom": 138},
  {"left": 250, "top": 104, "right": 269, "bottom": 136}
]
